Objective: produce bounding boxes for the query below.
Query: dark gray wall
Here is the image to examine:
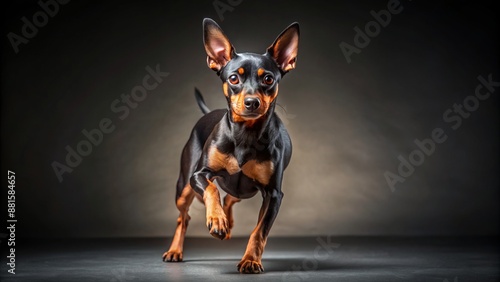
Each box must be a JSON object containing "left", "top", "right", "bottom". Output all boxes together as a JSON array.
[{"left": 1, "top": 0, "right": 498, "bottom": 238}]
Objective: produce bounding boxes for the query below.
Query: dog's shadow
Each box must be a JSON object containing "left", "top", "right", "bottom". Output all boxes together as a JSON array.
[{"left": 183, "top": 257, "right": 391, "bottom": 274}]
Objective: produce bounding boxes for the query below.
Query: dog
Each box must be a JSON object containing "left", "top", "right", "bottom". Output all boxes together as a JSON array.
[{"left": 162, "top": 18, "right": 299, "bottom": 274}]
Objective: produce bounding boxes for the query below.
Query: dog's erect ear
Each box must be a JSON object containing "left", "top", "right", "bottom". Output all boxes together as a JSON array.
[
  {"left": 203, "top": 18, "right": 235, "bottom": 72},
  {"left": 267, "top": 22, "right": 300, "bottom": 73}
]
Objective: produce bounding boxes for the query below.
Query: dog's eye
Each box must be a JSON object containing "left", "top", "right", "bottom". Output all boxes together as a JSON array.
[
  {"left": 263, "top": 75, "right": 274, "bottom": 85},
  {"left": 228, "top": 74, "right": 239, "bottom": 85}
]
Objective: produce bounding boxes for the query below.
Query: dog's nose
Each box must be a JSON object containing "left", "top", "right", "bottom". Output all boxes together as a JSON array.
[{"left": 244, "top": 97, "right": 260, "bottom": 111}]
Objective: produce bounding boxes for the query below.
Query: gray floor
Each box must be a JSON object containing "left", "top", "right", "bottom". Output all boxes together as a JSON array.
[{"left": 1, "top": 236, "right": 498, "bottom": 282}]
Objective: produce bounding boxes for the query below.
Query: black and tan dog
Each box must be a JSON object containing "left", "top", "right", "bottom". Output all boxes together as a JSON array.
[{"left": 163, "top": 18, "right": 299, "bottom": 274}]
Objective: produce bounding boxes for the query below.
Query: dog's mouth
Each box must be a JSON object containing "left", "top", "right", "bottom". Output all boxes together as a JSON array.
[{"left": 233, "top": 111, "right": 262, "bottom": 120}]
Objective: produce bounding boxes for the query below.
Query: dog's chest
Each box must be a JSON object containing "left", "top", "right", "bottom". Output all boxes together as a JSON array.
[{"left": 207, "top": 146, "right": 274, "bottom": 185}]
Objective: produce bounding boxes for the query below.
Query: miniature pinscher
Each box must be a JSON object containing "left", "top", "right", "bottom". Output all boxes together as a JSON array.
[{"left": 162, "top": 18, "right": 299, "bottom": 274}]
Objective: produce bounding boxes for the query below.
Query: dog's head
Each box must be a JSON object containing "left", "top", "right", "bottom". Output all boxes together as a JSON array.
[{"left": 203, "top": 18, "right": 299, "bottom": 123}]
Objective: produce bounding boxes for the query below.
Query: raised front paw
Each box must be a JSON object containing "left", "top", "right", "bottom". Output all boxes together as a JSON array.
[
  {"left": 207, "top": 212, "right": 228, "bottom": 240},
  {"left": 162, "top": 250, "right": 183, "bottom": 262},
  {"left": 237, "top": 258, "right": 264, "bottom": 274}
]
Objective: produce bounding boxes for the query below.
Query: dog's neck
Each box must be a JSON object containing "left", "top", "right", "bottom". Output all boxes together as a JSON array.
[{"left": 225, "top": 103, "right": 278, "bottom": 148}]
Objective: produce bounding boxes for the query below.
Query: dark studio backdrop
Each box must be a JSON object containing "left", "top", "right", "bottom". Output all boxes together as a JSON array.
[{"left": 0, "top": 0, "right": 498, "bottom": 239}]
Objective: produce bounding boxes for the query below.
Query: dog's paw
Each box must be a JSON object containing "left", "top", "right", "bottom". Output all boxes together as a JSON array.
[
  {"left": 237, "top": 259, "right": 264, "bottom": 274},
  {"left": 206, "top": 212, "right": 228, "bottom": 240},
  {"left": 162, "top": 250, "right": 183, "bottom": 262}
]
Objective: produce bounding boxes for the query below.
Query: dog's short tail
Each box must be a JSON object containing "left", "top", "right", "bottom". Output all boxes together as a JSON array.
[{"left": 194, "top": 88, "right": 210, "bottom": 115}]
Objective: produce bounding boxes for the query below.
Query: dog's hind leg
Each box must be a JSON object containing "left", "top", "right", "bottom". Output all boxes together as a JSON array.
[
  {"left": 223, "top": 194, "right": 240, "bottom": 240},
  {"left": 163, "top": 183, "right": 195, "bottom": 262}
]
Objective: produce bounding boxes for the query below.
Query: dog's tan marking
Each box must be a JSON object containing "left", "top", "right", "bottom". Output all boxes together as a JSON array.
[
  {"left": 257, "top": 68, "right": 265, "bottom": 76},
  {"left": 207, "top": 146, "right": 241, "bottom": 174},
  {"left": 241, "top": 160, "right": 274, "bottom": 185},
  {"left": 230, "top": 89, "right": 278, "bottom": 123},
  {"left": 230, "top": 92, "right": 248, "bottom": 122},
  {"left": 204, "top": 180, "right": 229, "bottom": 239},
  {"left": 238, "top": 67, "right": 245, "bottom": 75},
  {"left": 258, "top": 85, "right": 278, "bottom": 111},
  {"left": 204, "top": 181, "right": 223, "bottom": 214},
  {"left": 223, "top": 82, "right": 229, "bottom": 97}
]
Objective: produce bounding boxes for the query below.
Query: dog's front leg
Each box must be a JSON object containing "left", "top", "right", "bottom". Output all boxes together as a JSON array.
[
  {"left": 191, "top": 169, "right": 228, "bottom": 240},
  {"left": 237, "top": 170, "right": 284, "bottom": 274}
]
